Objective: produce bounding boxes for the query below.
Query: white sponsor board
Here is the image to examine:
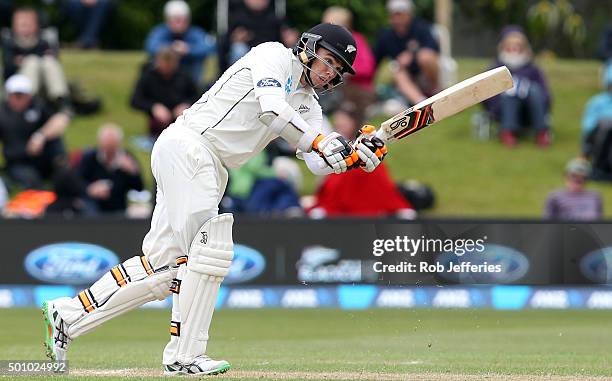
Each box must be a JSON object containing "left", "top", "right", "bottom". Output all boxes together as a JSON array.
[
  {"left": 226, "top": 289, "right": 265, "bottom": 308},
  {"left": 376, "top": 289, "right": 415, "bottom": 308},
  {"left": 432, "top": 290, "right": 471, "bottom": 308},
  {"left": 530, "top": 290, "right": 569, "bottom": 309}
]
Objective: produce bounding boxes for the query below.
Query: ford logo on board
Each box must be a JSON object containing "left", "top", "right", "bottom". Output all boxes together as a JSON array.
[
  {"left": 436, "top": 244, "right": 529, "bottom": 283},
  {"left": 225, "top": 244, "right": 265, "bottom": 284},
  {"left": 580, "top": 247, "right": 612, "bottom": 284},
  {"left": 24, "top": 242, "right": 119, "bottom": 285}
]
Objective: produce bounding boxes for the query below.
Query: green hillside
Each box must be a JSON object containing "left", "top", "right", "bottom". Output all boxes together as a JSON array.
[{"left": 57, "top": 51, "right": 610, "bottom": 218}]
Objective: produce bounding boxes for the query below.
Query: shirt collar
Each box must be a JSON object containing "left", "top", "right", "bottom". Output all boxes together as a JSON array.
[{"left": 290, "top": 54, "right": 318, "bottom": 99}]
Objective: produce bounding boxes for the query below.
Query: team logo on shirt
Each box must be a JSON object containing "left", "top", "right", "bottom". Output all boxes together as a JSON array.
[{"left": 257, "top": 78, "right": 282, "bottom": 88}]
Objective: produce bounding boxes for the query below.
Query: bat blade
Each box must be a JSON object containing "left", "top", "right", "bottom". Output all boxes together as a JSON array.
[{"left": 377, "top": 66, "right": 513, "bottom": 142}]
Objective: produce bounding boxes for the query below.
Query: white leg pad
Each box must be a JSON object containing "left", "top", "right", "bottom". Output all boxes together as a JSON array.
[
  {"left": 63, "top": 256, "right": 177, "bottom": 338},
  {"left": 176, "top": 213, "right": 234, "bottom": 364}
]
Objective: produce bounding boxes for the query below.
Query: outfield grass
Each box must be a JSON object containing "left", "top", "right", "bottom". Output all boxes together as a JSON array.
[
  {"left": 1, "top": 308, "right": 612, "bottom": 380},
  {"left": 57, "top": 51, "right": 611, "bottom": 218}
]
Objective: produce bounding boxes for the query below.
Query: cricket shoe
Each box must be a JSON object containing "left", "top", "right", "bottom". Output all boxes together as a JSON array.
[
  {"left": 42, "top": 301, "right": 71, "bottom": 362},
  {"left": 163, "top": 355, "right": 231, "bottom": 376}
]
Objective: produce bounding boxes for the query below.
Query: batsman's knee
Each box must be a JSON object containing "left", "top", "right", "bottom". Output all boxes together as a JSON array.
[{"left": 188, "top": 213, "right": 234, "bottom": 277}]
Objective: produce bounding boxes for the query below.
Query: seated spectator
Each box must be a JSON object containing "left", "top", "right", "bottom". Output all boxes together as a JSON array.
[
  {"left": 61, "top": 0, "right": 112, "bottom": 49},
  {"left": 218, "top": 0, "right": 296, "bottom": 71},
  {"left": 1, "top": 8, "right": 70, "bottom": 108},
  {"left": 145, "top": 0, "right": 216, "bottom": 84},
  {"left": 374, "top": 0, "right": 440, "bottom": 106},
  {"left": 223, "top": 151, "right": 302, "bottom": 216},
  {"left": 320, "top": 6, "right": 376, "bottom": 119},
  {"left": 308, "top": 102, "right": 415, "bottom": 218},
  {"left": 130, "top": 47, "right": 197, "bottom": 139},
  {"left": 0, "top": 75, "right": 70, "bottom": 188},
  {"left": 77, "top": 124, "right": 144, "bottom": 215},
  {"left": 544, "top": 158, "right": 603, "bottom": 221},
  {"left": 581, "top": 62, "right": 612, "bottom": 181},
  {"left": 483, "top": 26, "right": 552, "bottom": 148}
]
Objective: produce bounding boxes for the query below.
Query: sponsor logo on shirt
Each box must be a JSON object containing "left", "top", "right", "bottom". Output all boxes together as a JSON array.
[
  {"left": 257, "top": 78, "right": 282, "bottom": 88},
  {"left": 297, "top": 104, "right": 310, "bottom": 114}
]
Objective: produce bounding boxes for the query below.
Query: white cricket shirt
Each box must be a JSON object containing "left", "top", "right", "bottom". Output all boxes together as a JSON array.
[{"left": 178, "top": 42, "right": 323, "bottom": 169}]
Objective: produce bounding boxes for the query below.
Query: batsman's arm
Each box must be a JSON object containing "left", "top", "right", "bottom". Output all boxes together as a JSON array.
[
  {"left": 257, "top": 94, "right": 359, "bottom": 174},
  {"left": 257, "top": 94, "right": 320, "bottom": 153}
]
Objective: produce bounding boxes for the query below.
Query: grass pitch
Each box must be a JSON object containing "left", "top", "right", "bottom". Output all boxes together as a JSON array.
[{"left": 1, "top": 308, "right": 612, "bottom": 380}]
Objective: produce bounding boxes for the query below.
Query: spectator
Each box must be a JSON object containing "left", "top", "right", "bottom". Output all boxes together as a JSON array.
[
  {"left": 218, "top": 0, "right": 296, "bottom": 72},
  {"left": 374, "top": 0, "right": 440, "bottom": 106},
  {"left": 0, "top": 74, "right": 69, "bottom": 188},
  {"left": 145, "top": 0, "right": 216, "bottom": 84},
  {"left": 1, "top": 8, "right": 70, "bottom": 108},
  {"left": 483, "top": 26, "right": 552, "bottom": 148},
  {"left": 61, "top": 0, "right": 113, "bottom": 49},
  {"left": 321, "top": 6, "right": 376, "bottom": 119},
  {"left": 544, "top": 158, "right": 603, "bottom": 221},
  {"left": 131, "top": 47, "right": 198, "bottom": 139},
  {"left": 309, "top": 102, "right": 415, "bottom": 218},
  {"left": 223, "top": 151, "right": 302, "bottom": 216},
  {"left": 77, "top": 124, "right": 144, "bottom": 215},
  {"left": 581, "top": 62, "right": 612, "bottom": 181}
]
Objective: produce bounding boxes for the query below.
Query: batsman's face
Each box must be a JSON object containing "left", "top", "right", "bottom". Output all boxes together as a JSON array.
[{"left": 310, "top": 48, "right": 343, "bottom": 89}]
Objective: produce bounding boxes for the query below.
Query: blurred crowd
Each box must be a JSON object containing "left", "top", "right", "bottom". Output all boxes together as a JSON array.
[{"left": 0, "top": 0, "right": 609, "bottom": 221}]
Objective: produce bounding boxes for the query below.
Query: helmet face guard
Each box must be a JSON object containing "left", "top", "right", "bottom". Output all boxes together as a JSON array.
[{"left": 295, "top": 32, "right": 347, "bottom": 93}]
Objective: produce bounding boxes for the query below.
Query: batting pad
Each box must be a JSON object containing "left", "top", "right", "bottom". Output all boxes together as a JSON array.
[
  {"left": 176, "top": 213, "right": 234, "bottom": 364},
  {"left": 54, "top": 255, "right": 177, "bottom": 339}
]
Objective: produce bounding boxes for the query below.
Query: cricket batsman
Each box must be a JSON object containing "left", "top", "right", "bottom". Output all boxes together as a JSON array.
[{"left": 42, "top": 23, "right": 387, "bottom": 376}]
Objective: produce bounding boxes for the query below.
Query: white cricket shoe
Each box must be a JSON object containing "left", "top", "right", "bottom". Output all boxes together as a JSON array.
[
  {"left": 42, "top": 300, "right": 71, "bottom": 362},
  {"left": 163, "top": 355, "right": 231, "bottom": 376}
]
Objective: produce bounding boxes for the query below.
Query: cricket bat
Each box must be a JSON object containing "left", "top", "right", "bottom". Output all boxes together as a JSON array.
[{"left": 375, "top": 66, "right": 513, "bottom": 143}]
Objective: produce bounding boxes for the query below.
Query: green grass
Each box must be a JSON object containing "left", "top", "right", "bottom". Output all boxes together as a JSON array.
[
  {"left": 56, "top": 51, "right": 612, "bottom": 218},
  {"left": 1, "top": 308, "right": 612, "bottom": 380}
]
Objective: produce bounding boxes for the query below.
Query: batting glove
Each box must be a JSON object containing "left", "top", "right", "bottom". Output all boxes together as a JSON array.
[
  {"left": 312, "top": 132, "right": 360, "bottom": 174},
  {"left": 356, "top": 137, "right": 388, "bottom": 172},
  {"left": 354, "top": 125, "right": 388, "bottom": 173}
]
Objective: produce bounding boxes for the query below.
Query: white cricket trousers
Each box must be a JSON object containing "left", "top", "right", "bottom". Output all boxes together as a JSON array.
[
  {"left": 143, "top": 124, "right": 229, "bottom": 268},
  {"left": 53, "top": 123, "right": 229, "bottom": 350}
]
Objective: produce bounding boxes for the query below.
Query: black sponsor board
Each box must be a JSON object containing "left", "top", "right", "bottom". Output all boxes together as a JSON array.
[{"left": 0, "top": 217, "right": 611, "bottom": 285}]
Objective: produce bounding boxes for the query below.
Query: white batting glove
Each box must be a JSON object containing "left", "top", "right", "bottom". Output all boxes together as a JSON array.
[
  {"left": 356, "top": 142, "right": 381, "bottom": 172},
  {"left": 355, "top": 135, "right": 388, "bottom": 173},
  {"left": 313, "top": 132, "right": 359, "bottom": 174}
]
